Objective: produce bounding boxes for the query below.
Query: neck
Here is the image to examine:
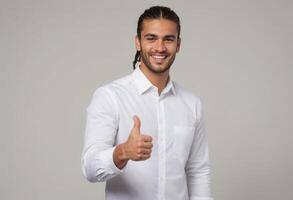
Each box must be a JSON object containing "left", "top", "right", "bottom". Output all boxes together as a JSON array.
[{"left": 139, "top": 64, "right": 170, "bottom": 95}]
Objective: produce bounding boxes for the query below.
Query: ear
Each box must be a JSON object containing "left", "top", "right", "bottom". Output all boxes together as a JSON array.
[
  {"left": 135, "top": 35, "right": 141, "bottom": 51},
  {"left": 176, "top": 37, "right": 181, "bottom": 53}
]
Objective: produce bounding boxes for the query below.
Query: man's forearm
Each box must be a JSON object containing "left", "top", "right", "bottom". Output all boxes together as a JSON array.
[{"left": 113, "top": 143, "right": 129, "bottom": 169}]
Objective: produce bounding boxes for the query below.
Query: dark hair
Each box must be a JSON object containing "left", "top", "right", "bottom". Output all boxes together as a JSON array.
[{"left": 132, "top": 6, "right": 181, "bottom": 69}]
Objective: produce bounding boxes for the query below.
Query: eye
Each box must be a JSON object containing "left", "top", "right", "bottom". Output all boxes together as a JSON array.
[
  {"left": 146, "top": 37, "right": 155, "bottom": 41},
  {"left": 166, "top": 38, "right": 175, "bottom": 42}
]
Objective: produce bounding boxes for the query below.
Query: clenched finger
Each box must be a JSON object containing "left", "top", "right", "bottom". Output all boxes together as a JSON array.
[
  {"left": 140, "top": 134, "right": 152, "bottom": 142},
  {"left": 138, "top": 148, "right": 152, "bottom": 154},
  {"left": 139, "top": 141, "right": 153, "bottom": 149},
  {"left": 138, "top": 153, "right": 151, "bottom": 160}
]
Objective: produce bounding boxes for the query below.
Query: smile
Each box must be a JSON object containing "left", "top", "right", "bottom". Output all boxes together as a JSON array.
[{"left": 151, "top": 55, "right": 168, "bottom": 62}]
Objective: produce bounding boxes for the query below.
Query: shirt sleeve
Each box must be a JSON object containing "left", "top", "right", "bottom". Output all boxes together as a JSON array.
[
  {"left": 185, "top": 98, "right": 214, "bottom": 200},
  {"left": 81, "top": 87, "right": 124, "bottom": 182}
]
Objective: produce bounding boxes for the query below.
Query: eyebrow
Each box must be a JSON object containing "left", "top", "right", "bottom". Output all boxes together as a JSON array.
[{"left": 144, "top": 33, "right": 177, "bottom": 39}]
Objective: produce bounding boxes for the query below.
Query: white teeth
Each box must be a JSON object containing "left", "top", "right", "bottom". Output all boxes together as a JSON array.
[{"left": 152, "top": 55, "right": 166, "bottom": 59}]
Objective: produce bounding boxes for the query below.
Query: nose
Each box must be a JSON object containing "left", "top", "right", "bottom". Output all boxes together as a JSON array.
[{"left": 154, "top": 39, "right": 167, "bottom": 52}]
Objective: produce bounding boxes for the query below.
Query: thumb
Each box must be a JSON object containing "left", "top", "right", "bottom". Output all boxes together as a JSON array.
[{"left": 132, "top": 115, "right": 141, "bottom": 134}]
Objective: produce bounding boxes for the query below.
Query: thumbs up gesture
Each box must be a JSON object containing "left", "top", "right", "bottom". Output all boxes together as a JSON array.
[{"left": 123, "top": 115, "right": 153, "bottom": 161}]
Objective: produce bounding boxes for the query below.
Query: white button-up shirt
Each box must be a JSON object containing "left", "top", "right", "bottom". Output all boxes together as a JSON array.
[{"left": 81, "top": 66, "right": 213, "bottom": 200}]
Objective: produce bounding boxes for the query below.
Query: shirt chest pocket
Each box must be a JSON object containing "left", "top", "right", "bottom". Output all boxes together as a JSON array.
[{"left": 172, "top": 125, "right": 195, "bottom": 163}]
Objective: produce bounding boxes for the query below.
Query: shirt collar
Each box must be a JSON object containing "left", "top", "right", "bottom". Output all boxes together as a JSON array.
[{"left": 132, "top": 65, "right": 176, "bottom": 96}]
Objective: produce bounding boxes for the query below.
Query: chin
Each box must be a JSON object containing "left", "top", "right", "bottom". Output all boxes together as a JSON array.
[{"left": 150, "top": 65, "right": 170, "bottom": 73}]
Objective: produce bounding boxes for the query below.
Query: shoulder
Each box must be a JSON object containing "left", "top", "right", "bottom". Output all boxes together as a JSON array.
[
  {"left": 87, "top": 74, "right": 133, "bottom": 118},
  {"left": 93, "top": 72, "right": 133, "bottom": 97},
  {"left": 173, "top": 81, "right": 204, "bottom": 119}
]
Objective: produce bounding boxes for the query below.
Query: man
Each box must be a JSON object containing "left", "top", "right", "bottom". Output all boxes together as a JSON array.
[{"left": 81, "top": 6, "right": 213, "bottom": 200}]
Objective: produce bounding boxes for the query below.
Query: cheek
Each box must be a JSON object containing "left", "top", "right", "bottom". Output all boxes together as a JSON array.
[
  {"left": 143, "top": 44, "right": 153, "bottom": 51},
  {"left": 140, "top": 45, "right": 150, "bottom": 53},
  {"left": 168, "top": 44, "right": 179, "bottom": 52}
]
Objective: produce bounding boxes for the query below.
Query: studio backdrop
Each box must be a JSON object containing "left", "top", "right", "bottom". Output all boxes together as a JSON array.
[{"left": 1, "top": 0, "right": 292, "bottom": 199}]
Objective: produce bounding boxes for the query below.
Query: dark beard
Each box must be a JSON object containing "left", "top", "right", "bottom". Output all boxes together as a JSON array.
[{"left": 140, "top": 51, "right": 176, "bottom": 74}]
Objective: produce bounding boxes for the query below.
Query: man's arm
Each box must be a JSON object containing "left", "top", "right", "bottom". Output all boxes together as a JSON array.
[
  {"left": 81, "top": 88, "right": 153, "bottom": 182},
  {"left": 185, "top": 98, "right": 213, "bottom": 200},
  {"left": 81, "top": 87, "right": 123, "bottom": 182}
]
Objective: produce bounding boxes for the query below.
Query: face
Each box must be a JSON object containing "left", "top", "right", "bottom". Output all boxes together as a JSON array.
[{"left": 135, "top": 19, "right": 181, "bottom": 74}]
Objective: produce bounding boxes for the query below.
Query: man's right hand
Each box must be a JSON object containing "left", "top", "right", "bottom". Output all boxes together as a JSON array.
[
  {"left": 123, "top": 115, "right": 153, "bottom": 161},
  {"left": 113, "top": 115, "right": 153, "bottom": 169}
]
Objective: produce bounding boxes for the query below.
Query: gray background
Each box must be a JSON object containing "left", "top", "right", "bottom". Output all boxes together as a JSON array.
[{"left": 1, "top": 0, "right": 292, "bottom": 199}]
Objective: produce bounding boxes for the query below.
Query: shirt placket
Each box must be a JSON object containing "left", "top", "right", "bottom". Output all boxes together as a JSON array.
[{"left": 157, "top": 95, "right": 166, "bottom": 200}]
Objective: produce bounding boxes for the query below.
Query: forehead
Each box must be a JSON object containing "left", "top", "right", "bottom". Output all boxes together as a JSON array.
[{"left": 141, "top": 19, "right": 178, "bottom": 37}]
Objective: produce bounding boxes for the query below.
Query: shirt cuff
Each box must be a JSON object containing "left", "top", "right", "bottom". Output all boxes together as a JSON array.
[{"left": 102, "top": 146, "right": 125, "bottom": 175}]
